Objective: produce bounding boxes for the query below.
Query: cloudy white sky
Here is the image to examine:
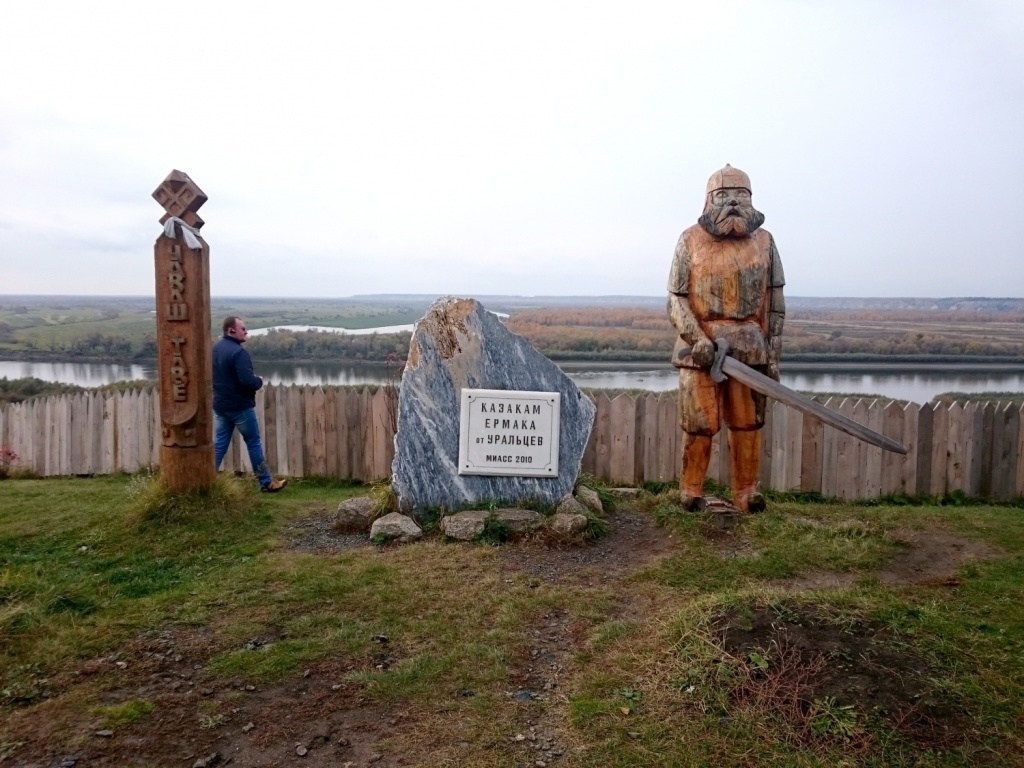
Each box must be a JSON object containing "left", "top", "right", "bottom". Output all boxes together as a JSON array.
[{"left": 2, "top": 0, "right": 1022, "bottom": 298}]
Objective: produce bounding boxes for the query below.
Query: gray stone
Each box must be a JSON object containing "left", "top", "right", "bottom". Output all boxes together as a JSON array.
[
  {"left": 370, "top": 512, "right": 423, "bottom": 543},
  {"left": 550, "top": 512, "right": 588, "bottom": 535},
  {"left": 493, "top": 508, "right": 542, "bottom": 534},
  {"left": 557, "top": 494, "right": 590, "bottom": 517},
  {"left": 440, "top": 511, "right": 489, "bottom": 541},
  {"left": 391, "top": 297, "right": 596, "bottom": 514},
  {"left": 575, "top": 486, "right": 603, "bottom": 514},
  {"left": 334, "top": 496, "right": 376, "bottom": 533}
]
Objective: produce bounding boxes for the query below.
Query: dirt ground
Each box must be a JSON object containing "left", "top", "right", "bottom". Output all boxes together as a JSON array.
[{"left": 3, "top": 506, "right": 1000, "bottom": 767}]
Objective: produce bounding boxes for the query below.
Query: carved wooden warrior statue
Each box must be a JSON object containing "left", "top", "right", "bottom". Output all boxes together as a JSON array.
[{"left": 667, "top": 165, "right": 785, "bottom": 513}]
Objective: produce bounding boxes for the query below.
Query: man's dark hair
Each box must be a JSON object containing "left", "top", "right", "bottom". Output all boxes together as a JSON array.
[{"left": 222, "top": 316, "right": 241, "bottom": 336}]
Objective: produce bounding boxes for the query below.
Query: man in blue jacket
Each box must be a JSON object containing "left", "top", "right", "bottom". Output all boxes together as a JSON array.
[{"left": 212, "top": 316, "right": 287, "bottom": 492}]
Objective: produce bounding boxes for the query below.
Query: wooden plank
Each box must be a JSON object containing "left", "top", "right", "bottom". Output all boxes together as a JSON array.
[
  {"left": 136, "top": 388, "right": 152, "bottom": 472},
  {"left": 606, "top": 397, "right": 638, "bottom": 487},
  {"left": 880, "top": 401, "right": 904, "bottom": 497},
  {"left": 370, "top": 387, "right": 392, "bottom": 480},
  {"left": 657, "top": 394, "right": 679, "bottom": 484},
  {"left": 959, "top": 402, "right": 977, "bottom": 495},
  {"left": 862, "top": 400, "right": 882, "bottom": 500},
  {"left": 124, "top": 390, "right": 140, "bottom": 473},
  {"left": 262, "top": 384, "right": 278, "bottom": 471},
  {"left": 820, "top": 399, "right": 840, "bottom": 498},
  {"left": 103, "top": 394, "right": 117, "bottom": 474},
  {"left": 758, "top": 400, "right": 774, "bottom": 491},
  {"left": 835, "top": 399, "right": 861, "bottom": 501},
  {"left": 641, "top": 393, "right": 660, "bottom": 484},
  {"left": 992, "top": 403, "right": 1018, "bottom": 501},
  {"left": 784, "top": 405, "right": 803, "bottom": 492},
  {"left": 580, "top": 393, "right": 598, "bottom": 476},
  {"left": 799, "top": 411, "right": 824, "bottom": 494},
  {"left": 358, "top": 387, "right": 374, "bottom": 481},
  {"left": 274, "top": 385, "right": 291, "bottom": 477},
  {"left": 928, "top": 403, "right": 949, "bottom": 497},
  {"left": 945, "top": 402, "right": 965, "bottom": 495},
  {"left": 288, "top": 386, "right": 306, "bottom": 477},
  {"left": 324, "top": 387, "right": 339, "bottom": 478},
  {"left": 978, "top": 403, "right": 995, "bottom": 498},
  {"left": 307, "top": 387, "right": 328, "bottom": 476},
  {"left": 335, "top": 388, "right": 353, "bottom": 480},
  {"left": 58, "top": 394, "right": 71, "bottom": 475},
  {"left": 45, "top": 397, "right": 58, "bottom": 476},
  {"left": 900, "top": 402, "right": 919, "bottom": 496},
  {"left": 593, "top": 393, "right": 613, "bottom": 482},
  {"left": 1016, "top": 404, "right": 1024, "bottom": 499},
  {"left": 913, "top": 402, "right": 933, "bottom": 496},
  {"left": 348, "top": 388, "right": 368, "bottom": 481},
  {"left": 768, "top": 401, "right": 786, "bottom": 492}
]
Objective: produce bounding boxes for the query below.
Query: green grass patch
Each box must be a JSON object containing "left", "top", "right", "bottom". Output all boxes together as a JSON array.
[{"left": 2, "top": 476, "right": 1024, "bottom": 766}]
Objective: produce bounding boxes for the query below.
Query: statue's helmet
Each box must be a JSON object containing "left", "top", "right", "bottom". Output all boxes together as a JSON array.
[{"left": 705, "top": 164, "right": 751, "bottom": 197}]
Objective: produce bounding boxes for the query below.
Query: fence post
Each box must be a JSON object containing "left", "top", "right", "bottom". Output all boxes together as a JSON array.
[
  {"left": 592, "top": 393, "right": 613, "bottom": 482},
  {"left": 880, "top": 401, "right": 904, "bottom": 496},
  {"left": 945, "top": 402, "right": 965, "bottom": 494}
]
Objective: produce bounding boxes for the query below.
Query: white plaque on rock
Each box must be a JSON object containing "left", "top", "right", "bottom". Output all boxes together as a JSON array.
[{"left": 458, "top": 389, "right": 560, "bottom": 476}]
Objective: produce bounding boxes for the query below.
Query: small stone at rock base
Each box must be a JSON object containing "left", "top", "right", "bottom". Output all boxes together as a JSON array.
[
  {"left": 574, "top": 485, "right": 603, "bottom": 514},
  {"left": 556, "top": 494, "right": 589, "bottom": 517},
  {"left": 627, "top": 731, "right": 641, "bottom": 738},
  {"left": 440, "top": 510, "right": 489, "bottom": 541},
  {"left": 242, "top": 722, "right": 255, "bottom": 733},
  {"left": 94, "top": 730, "right": 114, "bottom": 738},
  {"left": 550, "top": 513, "right": 588, "bottom": 535},
  {"left": 608, "top": 487, "right": 642, "bottom": 499},
  {"left": 370, "top": 512, "right": 423, "bottom": 543},
  {"left": 493, "top": 508, "right": 542, "bottom": 534},
  {"left": 296, "top": 745, "right": 308, "bottom": 757},
  {"left": 334, "top": 496, "right": 376, "bottom": 533}
]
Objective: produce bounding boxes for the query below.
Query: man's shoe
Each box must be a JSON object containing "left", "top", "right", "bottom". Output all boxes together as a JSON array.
[{"left": 261, "top": 479, "right": 288, "bottom": 493}]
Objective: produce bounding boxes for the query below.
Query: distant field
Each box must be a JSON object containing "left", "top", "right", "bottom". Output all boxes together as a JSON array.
[{"left": 1, "top": 295, "right": 1023, "bottom": 365}]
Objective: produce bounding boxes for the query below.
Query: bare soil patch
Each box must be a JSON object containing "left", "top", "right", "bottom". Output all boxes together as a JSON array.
[
  {"left": 781, "top": 527, "right": 1003, "bottom": 591},
  {"left": 496, "top": 508, "right": 677, "bottom": 584},
  {"left": 285, "top": 504, "right": 369, "bottom": 552},
  {"left": 719, "top": 606, "right": 972, "bottom": 750}
]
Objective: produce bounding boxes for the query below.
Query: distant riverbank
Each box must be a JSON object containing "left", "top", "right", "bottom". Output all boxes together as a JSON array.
[{"left": 4, "top": 358, "right": 1024, "bottom": 404}]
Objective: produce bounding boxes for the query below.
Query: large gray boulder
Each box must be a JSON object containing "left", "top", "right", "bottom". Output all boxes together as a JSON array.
[{"left": 391, "top": 297, "right": 596, "bottom": 514}]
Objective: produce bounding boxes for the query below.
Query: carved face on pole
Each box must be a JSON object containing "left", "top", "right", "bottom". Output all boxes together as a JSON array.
[{"left": 697, "top": 164, "right": 765, "bottom": 238}]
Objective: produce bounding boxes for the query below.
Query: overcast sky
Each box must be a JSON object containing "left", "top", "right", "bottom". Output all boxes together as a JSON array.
[{"left": 2, "top": 1, "right": 1022, "bottom": 299}]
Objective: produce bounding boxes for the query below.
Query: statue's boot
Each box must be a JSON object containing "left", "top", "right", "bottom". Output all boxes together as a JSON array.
[
  {"left": 680, "top": 432, "right": 712, "bottom": 510},
  {"left": 728, "top": 428, "right": 765, "bottom": 513}
]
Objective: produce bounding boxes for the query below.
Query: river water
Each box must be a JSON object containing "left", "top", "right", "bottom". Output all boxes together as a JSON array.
[{"left": 3, "top": 359, "right": 1024, "bottom": 404}]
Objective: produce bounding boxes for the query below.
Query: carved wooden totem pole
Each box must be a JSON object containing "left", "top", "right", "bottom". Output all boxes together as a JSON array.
[
  {"left": 667, "top": 165, "right": 785, "bottom": 513},
  {"left": 152, "top": 170, "right": 215, "bottom": 493}
]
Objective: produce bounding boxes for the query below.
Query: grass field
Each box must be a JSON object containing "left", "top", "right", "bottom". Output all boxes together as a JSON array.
[{"left": 2, "top": 475, "right": 1023, "bottom": 766}]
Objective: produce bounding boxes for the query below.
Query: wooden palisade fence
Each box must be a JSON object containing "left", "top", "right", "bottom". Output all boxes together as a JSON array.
[{"left": 1, "top": 386, "right": 1023, "bottom": 501}]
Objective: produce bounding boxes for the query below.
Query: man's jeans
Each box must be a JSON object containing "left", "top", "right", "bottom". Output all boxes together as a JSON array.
[{"left": 214, "top": 408, "right": 272, "bottom": 488}]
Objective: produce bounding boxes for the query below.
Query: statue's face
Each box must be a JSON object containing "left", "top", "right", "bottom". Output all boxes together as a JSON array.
[
  {"left": 709, "top": 187, "right": 751, "bottom": 208},
  {"left": 699, "top": 186, "right": 764, "bottom": 238}
]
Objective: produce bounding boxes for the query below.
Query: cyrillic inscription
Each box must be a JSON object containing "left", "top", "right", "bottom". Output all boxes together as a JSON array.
[{"left": 458, "top": 389, "right": 560, "bottom": 476}]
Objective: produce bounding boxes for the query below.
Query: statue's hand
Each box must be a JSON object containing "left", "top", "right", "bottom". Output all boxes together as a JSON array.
[
  {"left": 767, "top": 359, "right": 781, "bottom": 382},
  {"left": 692, "top": 338, "right": 716, "bottom": 369}
]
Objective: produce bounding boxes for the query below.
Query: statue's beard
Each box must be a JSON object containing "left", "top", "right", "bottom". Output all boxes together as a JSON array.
[{"left": 698, "top": 204, "right": 765, "bottom": 238}]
